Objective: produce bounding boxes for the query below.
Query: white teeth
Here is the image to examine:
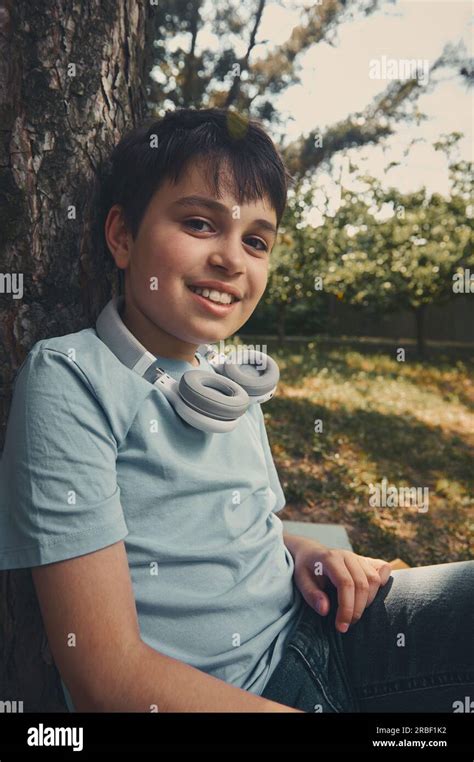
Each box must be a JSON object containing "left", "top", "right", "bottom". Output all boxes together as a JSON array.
[{"left": 189, "top": 286, "right": 236, "bottom": 304}]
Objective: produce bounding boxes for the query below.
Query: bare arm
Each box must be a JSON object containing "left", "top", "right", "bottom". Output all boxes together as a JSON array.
[
  {"left": 32, "top": 541, "right": 303, "bottom": 713},
  {"left": 283, "top": 531, "right": 321, "bottom": 559},
  {"left": 101, "top": 640, "right": 300, "bottom": 713}
]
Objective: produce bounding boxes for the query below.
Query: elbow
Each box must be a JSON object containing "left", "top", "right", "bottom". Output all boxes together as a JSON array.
[{"left": 68, "top": 640, "right": 146, "bottom": 712}]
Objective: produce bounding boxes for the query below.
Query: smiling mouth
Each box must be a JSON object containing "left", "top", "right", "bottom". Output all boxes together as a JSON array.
[
  {"left": 187, "top": 285, "right": 240, "bottom": 305},
  {"left": 187, "top": 285, "right": 240, "bottom": 315}
]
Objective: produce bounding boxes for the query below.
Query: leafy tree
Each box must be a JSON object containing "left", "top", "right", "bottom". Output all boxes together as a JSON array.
[
  {"left": 312, "top": 155, "right": 473, "bottom": 355},
  {"left": 263, "top": 182, "right": 319, "bottom": 343},
  {"left": 146, "top": 0, "right": 470, "bottom": 182}
]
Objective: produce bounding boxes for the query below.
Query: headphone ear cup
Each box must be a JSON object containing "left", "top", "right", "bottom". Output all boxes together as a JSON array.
[
  {"left": 178, "top": 370, "right": 249, "bottom": 421},
  {"left": 221, "top": 350, "right": 280, "bottom": 397}
]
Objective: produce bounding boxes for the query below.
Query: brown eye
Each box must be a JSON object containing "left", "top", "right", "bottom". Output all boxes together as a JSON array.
[
  {"left": 184, "top": 218, "right": 213, "bottom": 232},
  {"left": 246, "top": 237, "right": 268, "bottom": 252}
]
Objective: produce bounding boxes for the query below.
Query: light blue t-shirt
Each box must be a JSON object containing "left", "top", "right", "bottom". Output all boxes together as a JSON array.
[{"left": 0, "top": 329, "right": 303, "bottom": 711}]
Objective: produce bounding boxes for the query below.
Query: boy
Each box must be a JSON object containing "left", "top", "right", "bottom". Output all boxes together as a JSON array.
[{"left": 0, "top": 108, "right": 401, "bottom": 712}]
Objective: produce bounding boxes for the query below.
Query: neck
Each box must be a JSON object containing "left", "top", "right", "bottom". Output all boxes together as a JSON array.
[{"left": 120, "top": 297, "right": 200, "bottom": 368}]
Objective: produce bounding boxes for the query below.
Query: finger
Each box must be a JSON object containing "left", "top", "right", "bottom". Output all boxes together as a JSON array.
[
  {"left": 343, "top": 554, "right": 370, "bottom": 626},
  {"left": 320, "top": 553, "right": 355, "bottom": 633},
  {"left": 314, "top": 590, "right": 331, "bottom": 617},
  {"left": 367, "top": 558, "right": 393, "bottom": 586},
  {"left": 311, "top": 555, "right": 330, "bottom": 615},
  {"left": 356, "top": 556, "right": 383, "bottom": 607},
  {"left": 298, "top": 566, "right": 331, "bottom": 617}
]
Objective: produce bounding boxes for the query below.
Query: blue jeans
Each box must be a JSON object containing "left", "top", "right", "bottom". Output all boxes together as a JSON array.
[{"left": 261, "top": 560, "right": 474, "bottom": 712}]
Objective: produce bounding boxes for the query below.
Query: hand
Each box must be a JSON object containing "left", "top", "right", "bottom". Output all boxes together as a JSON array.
[{"left": 292, "top": 540, "right": 392, "bottom": 634}]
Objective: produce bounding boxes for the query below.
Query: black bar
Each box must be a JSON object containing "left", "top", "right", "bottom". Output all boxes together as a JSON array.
[{"left": 0, "top": 712, "right": 472, "bottom": 757}]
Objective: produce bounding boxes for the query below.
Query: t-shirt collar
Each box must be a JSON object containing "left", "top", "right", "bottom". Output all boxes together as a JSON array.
[{"left": 144, "top": 351, "right": 208, "bottom": 382}]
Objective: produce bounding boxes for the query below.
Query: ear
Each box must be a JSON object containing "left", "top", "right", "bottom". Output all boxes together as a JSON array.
[{"left": 105, "top": 205, "right": 132, "bottom": 270}]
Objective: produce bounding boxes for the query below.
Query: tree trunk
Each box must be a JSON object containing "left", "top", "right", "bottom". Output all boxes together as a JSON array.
[
  {"left": 0, "top": 0, "right": 153, "bottom": 711},
  {"left": 414, "top": 305, "right": 426, "bottom": 358},
  {"left": 277, "top": 301, "right": 287, "bottom": 346}
]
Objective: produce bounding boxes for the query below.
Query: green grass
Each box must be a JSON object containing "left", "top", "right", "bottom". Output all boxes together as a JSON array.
[{"left": 241, "top": 337, "right": 474, "bottom": 566}]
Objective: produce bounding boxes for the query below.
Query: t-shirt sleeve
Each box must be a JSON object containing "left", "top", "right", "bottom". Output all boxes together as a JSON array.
[
  {"left": 255, "top": 404, "right": 286, "bottom": 514},
  {"left": 0, "top": 345, "right": 128, "bottom": 569}
]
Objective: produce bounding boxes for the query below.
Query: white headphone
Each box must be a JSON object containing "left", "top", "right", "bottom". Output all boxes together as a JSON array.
[{"left": 95, "top": 296, "right": 280, "bottom": 433}]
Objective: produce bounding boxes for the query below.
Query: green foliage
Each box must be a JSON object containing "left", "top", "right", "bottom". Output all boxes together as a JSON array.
[
  {"left": 318, "top": 168, "right": 473, "bottom": 313},
  {"left": 267, "top": 152, "right": 473, "bottom": 324}
]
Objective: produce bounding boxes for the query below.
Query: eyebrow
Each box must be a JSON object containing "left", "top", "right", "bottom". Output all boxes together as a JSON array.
[{"left": 171, "top": 195, "right": 278, "bottom": 236}]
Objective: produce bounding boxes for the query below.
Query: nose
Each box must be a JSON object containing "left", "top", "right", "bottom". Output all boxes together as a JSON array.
[{"left": 207, "top": 232, "right": 246, "bottom": 274}]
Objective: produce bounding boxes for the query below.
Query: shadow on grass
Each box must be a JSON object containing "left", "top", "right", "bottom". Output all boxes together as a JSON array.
[
  {"left": 270, "top": 396, "right": 473, "bottom": 492},
  {"left": 266, "top": 396, "right": 473, "bottom": 565},
  {"left": 248, "top": 338, "right": 474, "bottom": 412}
]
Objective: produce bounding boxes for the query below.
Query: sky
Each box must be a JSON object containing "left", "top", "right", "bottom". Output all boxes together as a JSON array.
[
  {"left": 256, "top": 0, "right": 472, "bottom": 201},
  {"left": 154, "top": 0, "right": 472, "bottom": 216}
]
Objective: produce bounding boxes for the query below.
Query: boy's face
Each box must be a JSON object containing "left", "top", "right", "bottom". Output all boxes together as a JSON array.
[{"left": 105, "top": 161, "right": 278, "bottom": 366}]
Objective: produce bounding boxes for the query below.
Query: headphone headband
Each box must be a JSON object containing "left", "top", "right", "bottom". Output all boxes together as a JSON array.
[{"left": 95, "top": 297, "right": 279, "bottom": 433}]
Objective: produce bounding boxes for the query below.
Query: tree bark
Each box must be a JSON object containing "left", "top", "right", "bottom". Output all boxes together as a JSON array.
[{"left": 0, "top": 0, "right": 153, "bottom": 711}]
